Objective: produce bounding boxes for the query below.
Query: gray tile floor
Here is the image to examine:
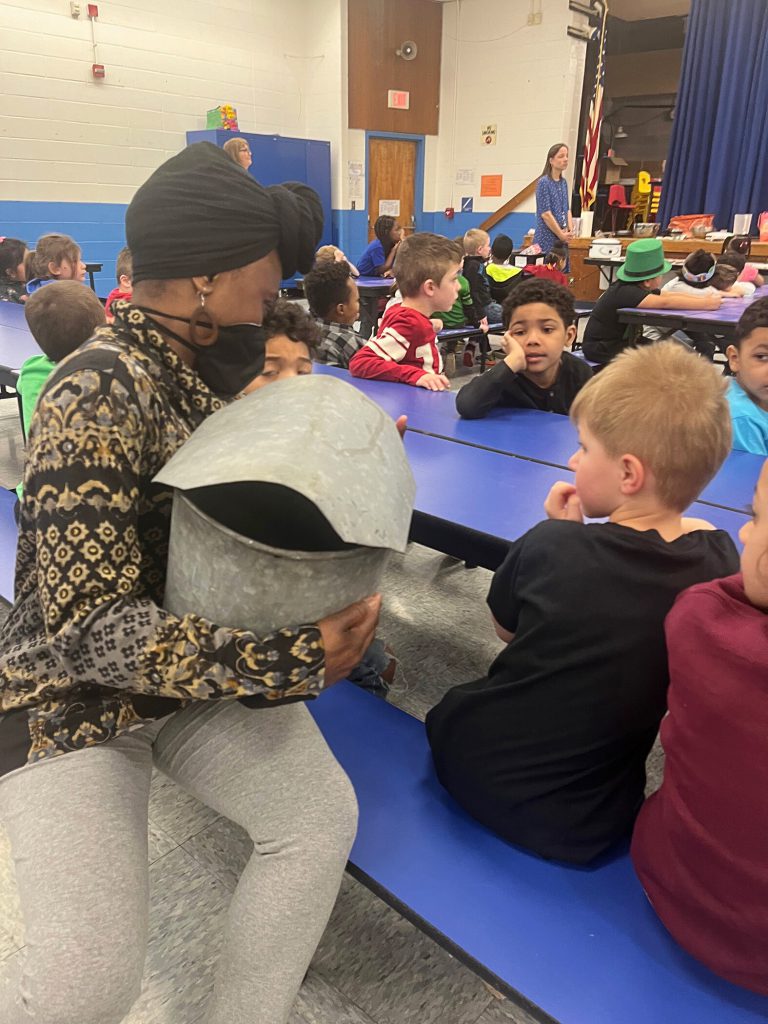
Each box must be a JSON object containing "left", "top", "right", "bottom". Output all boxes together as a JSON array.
[{"left": 0, "top": 345, "right": 662, "bottom": 1023}]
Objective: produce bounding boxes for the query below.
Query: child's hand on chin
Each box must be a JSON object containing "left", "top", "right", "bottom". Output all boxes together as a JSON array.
[
  {"left": 501, "top": 331, "right": 527, "bottom": 373},
  {"left": 545, "top": 482, "right": 584, "bottom": 522},
  {"left": 417, "top": 372, "right": 451, "bottom": 391}
]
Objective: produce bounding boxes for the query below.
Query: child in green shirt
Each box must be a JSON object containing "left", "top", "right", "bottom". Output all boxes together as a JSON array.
[{"left": 16, "top": 282, "right": 106, "bottom": 499}]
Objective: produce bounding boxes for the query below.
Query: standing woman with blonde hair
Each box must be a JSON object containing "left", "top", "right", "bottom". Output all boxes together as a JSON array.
[
  {"left": 223, "top": 136, "right": 252, "bottom": 171},
  {"left": 533, "top": 142, "right": 573, "bottom": 257}
]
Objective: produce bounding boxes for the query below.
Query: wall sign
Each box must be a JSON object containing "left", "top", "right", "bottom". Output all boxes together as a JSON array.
[
  {"left": 481, "top": 123, "right": 497, "bottom": 146},
  {"left": 455, "top": 167, "right": 475, "bottom": 186},
  {"left": 387, "top": 90, "right": 410, "bottom": 109},
  {"left": 480, "top": 174, "right": 503, "bottom": 197},
  {"left": 461, "top": 197, "right": 474, "bottom": 213},
  {"left": 348, "top": 160, "right": 364, "bottom": 201},
  {"left": 379, "top": 199, "right": 401, "bottom": 217}
]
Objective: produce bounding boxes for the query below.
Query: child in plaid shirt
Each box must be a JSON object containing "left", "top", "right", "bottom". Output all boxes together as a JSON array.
[{"left": 303, "top": 258, "right": 364, "bottom": 368}]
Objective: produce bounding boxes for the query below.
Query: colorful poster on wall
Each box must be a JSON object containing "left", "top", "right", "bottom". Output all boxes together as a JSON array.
[
  {"left": 461, "top": 197, "right": 473, "bottom": 213},
  {"left": 378, "top": 199, "right": 401, "bottom": 217},
  {"left": 480, "top": 123, "right": 497, "bottom": 146},
  {"left": 480, "top": 174, "right": 503, "bottom": 197}
]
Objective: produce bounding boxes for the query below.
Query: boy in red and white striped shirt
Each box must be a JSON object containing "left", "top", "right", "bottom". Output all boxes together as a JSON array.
[{"left": 349, "top": 233, "right": 462, "bottom": 391}]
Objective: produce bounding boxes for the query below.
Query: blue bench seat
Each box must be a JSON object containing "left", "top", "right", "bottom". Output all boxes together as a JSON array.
[{"left": 310, "top": 681, "right": 768, "bottom": 1024}]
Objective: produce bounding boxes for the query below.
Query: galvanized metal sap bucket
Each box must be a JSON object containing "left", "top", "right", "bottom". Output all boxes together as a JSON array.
[{"left": 154, "top": 375, "right": 415, "bottom": 635}]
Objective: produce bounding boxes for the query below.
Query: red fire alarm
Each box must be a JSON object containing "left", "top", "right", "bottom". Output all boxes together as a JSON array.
[
  {"left": 444, "top": 207, "right": 455, "bottom": 220},
  {"left": 87, "top": 3, "right": 98, "bottom": 16},
  {"left": 92, "top": 63, "right": 105, "bottom": 78}
]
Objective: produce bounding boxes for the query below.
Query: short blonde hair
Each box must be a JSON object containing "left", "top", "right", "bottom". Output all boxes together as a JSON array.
[
  {"left": 314, "top": 245, "right": 339, "bottom": 263},
  {"left": 570, "top": 342, "right": 731, "bottom": 511},
  {"left": 394, "top": 233, "right": 463, "bottom": 298},
  {"left": 463, "top": 228, "right": 489, "bottom": 256}
]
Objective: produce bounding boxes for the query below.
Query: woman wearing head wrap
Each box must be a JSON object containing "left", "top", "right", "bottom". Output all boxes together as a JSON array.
[
  {"left": 0, "top": 143, "right": 377, "bottom": 1024},
  {"left": 223, "top": 135, "right": 253, "bottom": 171}
]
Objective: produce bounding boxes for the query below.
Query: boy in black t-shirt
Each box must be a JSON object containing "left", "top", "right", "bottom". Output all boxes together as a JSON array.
[
  {"left": 427, "top": 342, "right": 739, "bottom": 865},
  {"left": 582, "top": 238, "right": 723, "bottom": 365},
  {"left": 455, "top": 280, "right": 592, "bottom": 419}
]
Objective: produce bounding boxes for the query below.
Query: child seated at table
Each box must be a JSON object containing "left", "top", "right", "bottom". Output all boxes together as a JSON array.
[
  {"left": 24, "top": 233, "right": 86, "bottom": 294},
  {"left": 723, "top": 234, "right": 765, "bottom": 287},
  {"left": 105, "top": 246, "right": 134, "bottom": 320},
  {"left": 303, "top": 258, "right": 363, "bottom": 368},
  {"left": 427, "top": 342, "right": 739, "bottom": 865},
  {"left": 434, "top": 268, "right": 481, "bottom": 377},
  {"left": 16, "top": 281, "right": 106, "bottom": 500},
  {"left": 522, "top": 244, "right": 569, "bottom": 288},
  {"left": 455, "top": 280, "right": 592, "bottom": 419},
  {"left": 242, "top": 298, "right": 318, "bottom": 391},
  {"left": 0, "top": 237, "right": 28, "bottom": 303},
  {"left": 349, "top": 233, "right": 462, "bottom": 391},
  {"left": 650, "top": 249, "right": 753, "bottom": 360},
  {"left": 485, "top": 234, "right": 524, "bottom": 305},
  {"left": 315, "top": 243, "right": 360, "bottom": 277},
  {"left": 582, "top": 238, "right": 723, "bottom": 366},
  {"left": 725, "top": 297, "right": 768, "bottom": 456},
  {"left": 662, "top": 249, "right": 755, "bottom": 299},
  {"left": 357, "top": 216, "right": 403, "bottom": 278},
  {"left": 631, "top": 456, "right": 768, "bottom": 996},
  {"left": 356, "top": 216, "right": 403, "bottom": 338},
  {"left": 462, "top": 228, "right": 504, "bottom": 325}
]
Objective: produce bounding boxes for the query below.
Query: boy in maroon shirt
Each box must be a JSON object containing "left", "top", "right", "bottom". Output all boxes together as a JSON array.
[
  {"left": 631, "top": 457, "right": 768, "bottom": 995},
  {"left": 349, "top": 233, "right": 462, "bottom": 391}
]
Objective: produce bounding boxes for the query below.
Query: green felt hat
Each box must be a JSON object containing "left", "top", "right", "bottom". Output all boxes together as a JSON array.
[{"left": 616, "top": 238, "right": 672, "bottom": 282}]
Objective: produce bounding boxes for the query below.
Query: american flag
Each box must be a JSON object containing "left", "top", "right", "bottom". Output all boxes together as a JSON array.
[{"left": 580, "top": 6, "right": 609, "bottom": 211}]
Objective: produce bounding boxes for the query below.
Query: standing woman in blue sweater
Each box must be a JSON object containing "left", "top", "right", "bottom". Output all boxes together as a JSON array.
[{"left": 533, "top": 143, "right": 573, "bottom": 258}]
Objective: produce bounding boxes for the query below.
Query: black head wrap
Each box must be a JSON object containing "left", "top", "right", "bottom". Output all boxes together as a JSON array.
[{"left": 126, "top": 142, "right": 323, "bottom": 284}]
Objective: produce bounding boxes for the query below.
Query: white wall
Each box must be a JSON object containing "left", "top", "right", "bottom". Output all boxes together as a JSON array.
[
  {"left": 0, "top": 0, "right": 327, "bottom": 203},
  {"left": 0, "top": 0, "right": 588, "bottom": 217},
  {"left": 430, "top": 0, "right": 589, "bottom": 216}
]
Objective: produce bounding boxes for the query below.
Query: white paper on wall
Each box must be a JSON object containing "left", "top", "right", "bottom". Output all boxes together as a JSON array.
[
  {"left": 378, "top": 199, "right": 400, "bottom": 217},
  {"left": 348, "top": 161, "right": 364, "bottom": 200}
]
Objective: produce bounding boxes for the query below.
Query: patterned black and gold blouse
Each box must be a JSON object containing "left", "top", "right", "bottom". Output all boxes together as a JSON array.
[{"left": 0, "top": 303, "right": 325, "bottom": 777}]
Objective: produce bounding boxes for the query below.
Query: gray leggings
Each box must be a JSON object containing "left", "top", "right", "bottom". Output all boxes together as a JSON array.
[{"left": 0, "top": 700, "right": 357, "bottom": 1024}]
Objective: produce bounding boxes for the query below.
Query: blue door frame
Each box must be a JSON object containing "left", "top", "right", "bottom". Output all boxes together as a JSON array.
[{"left": 365, "top": 131, "right": 426, "bottom": 232}]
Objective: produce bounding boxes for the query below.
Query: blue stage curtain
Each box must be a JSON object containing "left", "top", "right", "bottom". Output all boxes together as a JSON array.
[{"left": 659, "top": 0, "right": 768, "bottom": 232}]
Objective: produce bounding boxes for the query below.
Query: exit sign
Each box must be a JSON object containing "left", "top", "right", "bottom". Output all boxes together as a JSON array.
[{"left": 387, "top": 90, "right": 410, "bottom": 110}]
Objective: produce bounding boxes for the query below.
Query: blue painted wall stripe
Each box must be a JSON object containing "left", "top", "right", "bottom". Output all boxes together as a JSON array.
[{"left": 2, "top": 201, "right": 538, "bottom": 296}]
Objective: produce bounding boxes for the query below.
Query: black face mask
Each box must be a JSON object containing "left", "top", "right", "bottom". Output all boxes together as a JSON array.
[{"left": 137, "top": 307, "right": 266, "bottom": 398}]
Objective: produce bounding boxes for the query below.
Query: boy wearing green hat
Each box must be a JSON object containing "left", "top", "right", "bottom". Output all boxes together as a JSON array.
[{"left": 582, "top": 238, "right": 723, "bottom": 365}]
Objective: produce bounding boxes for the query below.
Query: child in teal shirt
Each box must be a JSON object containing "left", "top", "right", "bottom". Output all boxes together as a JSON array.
[
  {"left": 16, "top": 282, "right": 106, "bottom": 498},
  {"left": 726, "top": 297, "right": 768, "bottom": 455}
]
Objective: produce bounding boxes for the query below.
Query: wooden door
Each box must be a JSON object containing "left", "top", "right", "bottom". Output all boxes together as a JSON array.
[{"left": 368, "top": 138, "right": 417, "bottom": 241}]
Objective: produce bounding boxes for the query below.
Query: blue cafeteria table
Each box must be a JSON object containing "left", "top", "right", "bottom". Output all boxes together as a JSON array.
[{"left": 317, "top": 365, "right": 762, "bottom": 515}]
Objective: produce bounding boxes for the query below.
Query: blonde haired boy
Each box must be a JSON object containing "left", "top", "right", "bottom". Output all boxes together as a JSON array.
[
  {"left": 349, "top": 233, "right": 462, "bottom": 390},
  {"left": 427, "top": 342, "right": 740, "bottom": 865},
  {"left": 462, "top": 228, "right": 503, "bottom": 325}
]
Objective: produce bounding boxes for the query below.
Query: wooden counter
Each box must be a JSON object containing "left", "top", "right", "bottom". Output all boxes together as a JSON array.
[{"left": 569, "top": 236, "right": 768, "bottom": 301}]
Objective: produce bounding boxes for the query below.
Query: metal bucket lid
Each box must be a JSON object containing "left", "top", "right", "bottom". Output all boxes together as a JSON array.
[{"left": 154, "top": 374, "right": 415, "bottom": 552}]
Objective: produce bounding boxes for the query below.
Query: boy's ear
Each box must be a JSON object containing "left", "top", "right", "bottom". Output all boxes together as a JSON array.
[
  {"left": 565, "top": 324, "right": 578, "bottom": 347},
  {"left": 619, "top": 453, "right": 645, "bottom": 497},
  {"left": 422, "top": 278, "right": 437, "bottom": 297},
  {"left": 726, "top": 343, "right": 740, "bottom": 372}
]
